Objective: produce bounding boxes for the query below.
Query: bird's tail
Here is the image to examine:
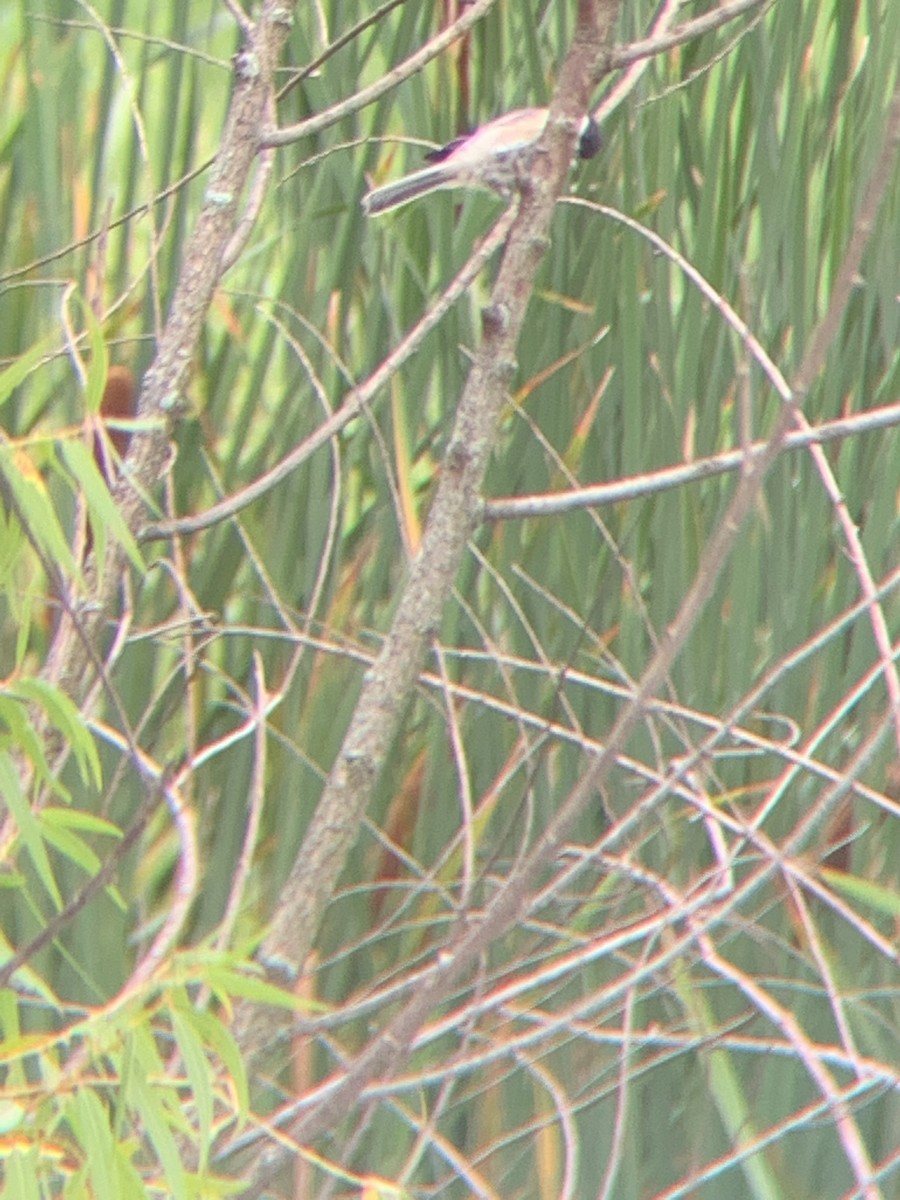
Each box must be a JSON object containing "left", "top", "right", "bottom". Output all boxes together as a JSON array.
[{"left": 361, "top": 165, "right": 457, "bottom": 216}]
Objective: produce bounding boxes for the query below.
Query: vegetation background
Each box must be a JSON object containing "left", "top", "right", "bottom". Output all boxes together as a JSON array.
[{"left": 0, "top": 0, "right": 898, "bottom": 1197}]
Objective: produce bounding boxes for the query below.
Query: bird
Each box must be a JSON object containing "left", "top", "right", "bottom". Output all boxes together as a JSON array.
[{"left": 361, "top": 107, "right": 601, "bottom": 217}]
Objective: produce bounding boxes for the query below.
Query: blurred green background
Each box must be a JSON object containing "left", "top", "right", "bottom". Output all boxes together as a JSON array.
[{"left": 0, "top": 1, "right": 899, "bottom": 1196}]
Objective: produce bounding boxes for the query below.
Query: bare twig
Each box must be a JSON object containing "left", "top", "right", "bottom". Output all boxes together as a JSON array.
[
  {"left": 226, "top": 2, "right": 618, "bottom": 1187},
  {"left": 262, "top": 0, "right": 498, "bottom": 148},
  {"left": 142, "top": 209, "right": 515, "bottom": 540},
  {"left": 485, "top": 400, "right": 900, "bottom": 520},
  {"left": 228, "top": 41, "right": 900, "bottom": 1183}
]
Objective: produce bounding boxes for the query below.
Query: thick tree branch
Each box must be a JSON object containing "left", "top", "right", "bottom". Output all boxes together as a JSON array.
[
  {"left": 39, "top": 6, "right": 292, "bottom": 708},
  {"left": 230, "top": 0, "right": 619, "bottom": 1186}
]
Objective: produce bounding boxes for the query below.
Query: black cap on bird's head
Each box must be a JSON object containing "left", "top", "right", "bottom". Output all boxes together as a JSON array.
[{"left": 578, "top": 116, "right": 603, "bottom": 161}]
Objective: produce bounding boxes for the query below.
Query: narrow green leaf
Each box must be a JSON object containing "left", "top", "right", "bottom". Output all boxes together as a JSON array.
[
  {"left": 127, "top": 1026, "right": 189, "bottom": 1200},
  {"left": 821, "top": 869, "right": 900, "bottom": 917},
  {"left": 35, "top": 820, "right": 101, "bottom": 877},
  {"left": 3, "top": 1150, "right": 41, "bottom": 1200},
  {"left": 10, "top": 677, "right": 102, "bottom": 789},
  {"left": 200, "top": 964, "right": 315, "bottom": 1012},
  {"left": 0, "top": 750, "right": 62, "bottom": 910},
  {"left": 187, "top": 1006, "right": 249, "bottom": 1121},
  {"left": 171, "top": 1006, "right": 214, "bottom": 1171},
  {"left": 69, "top": 1087, "right": 117, "bottom": 1200},
  {"left": 0, "top": 444, "right": 76, "bottom": 577},
  {"left": 0, "top": 948, "right": 58, "bottom": 1010},
  {"left": 0, "top": 694, "right": 64, "bottom": 797},
  {"left": 40, "top": 807, "right": 121, "bottom": 838},
  {"left": 0, "top": 334, "right": 56, "bottom": 409},
  {"left": 78, "top": 299, "right": 109, "bottom": 416},
  {"left": 57, "top": 438, "right": 144, "bottom": 572}
]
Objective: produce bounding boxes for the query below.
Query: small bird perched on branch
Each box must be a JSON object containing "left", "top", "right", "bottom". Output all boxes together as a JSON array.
[{"left": 361, "top": 107, "right": 602, "bottom": 216}]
